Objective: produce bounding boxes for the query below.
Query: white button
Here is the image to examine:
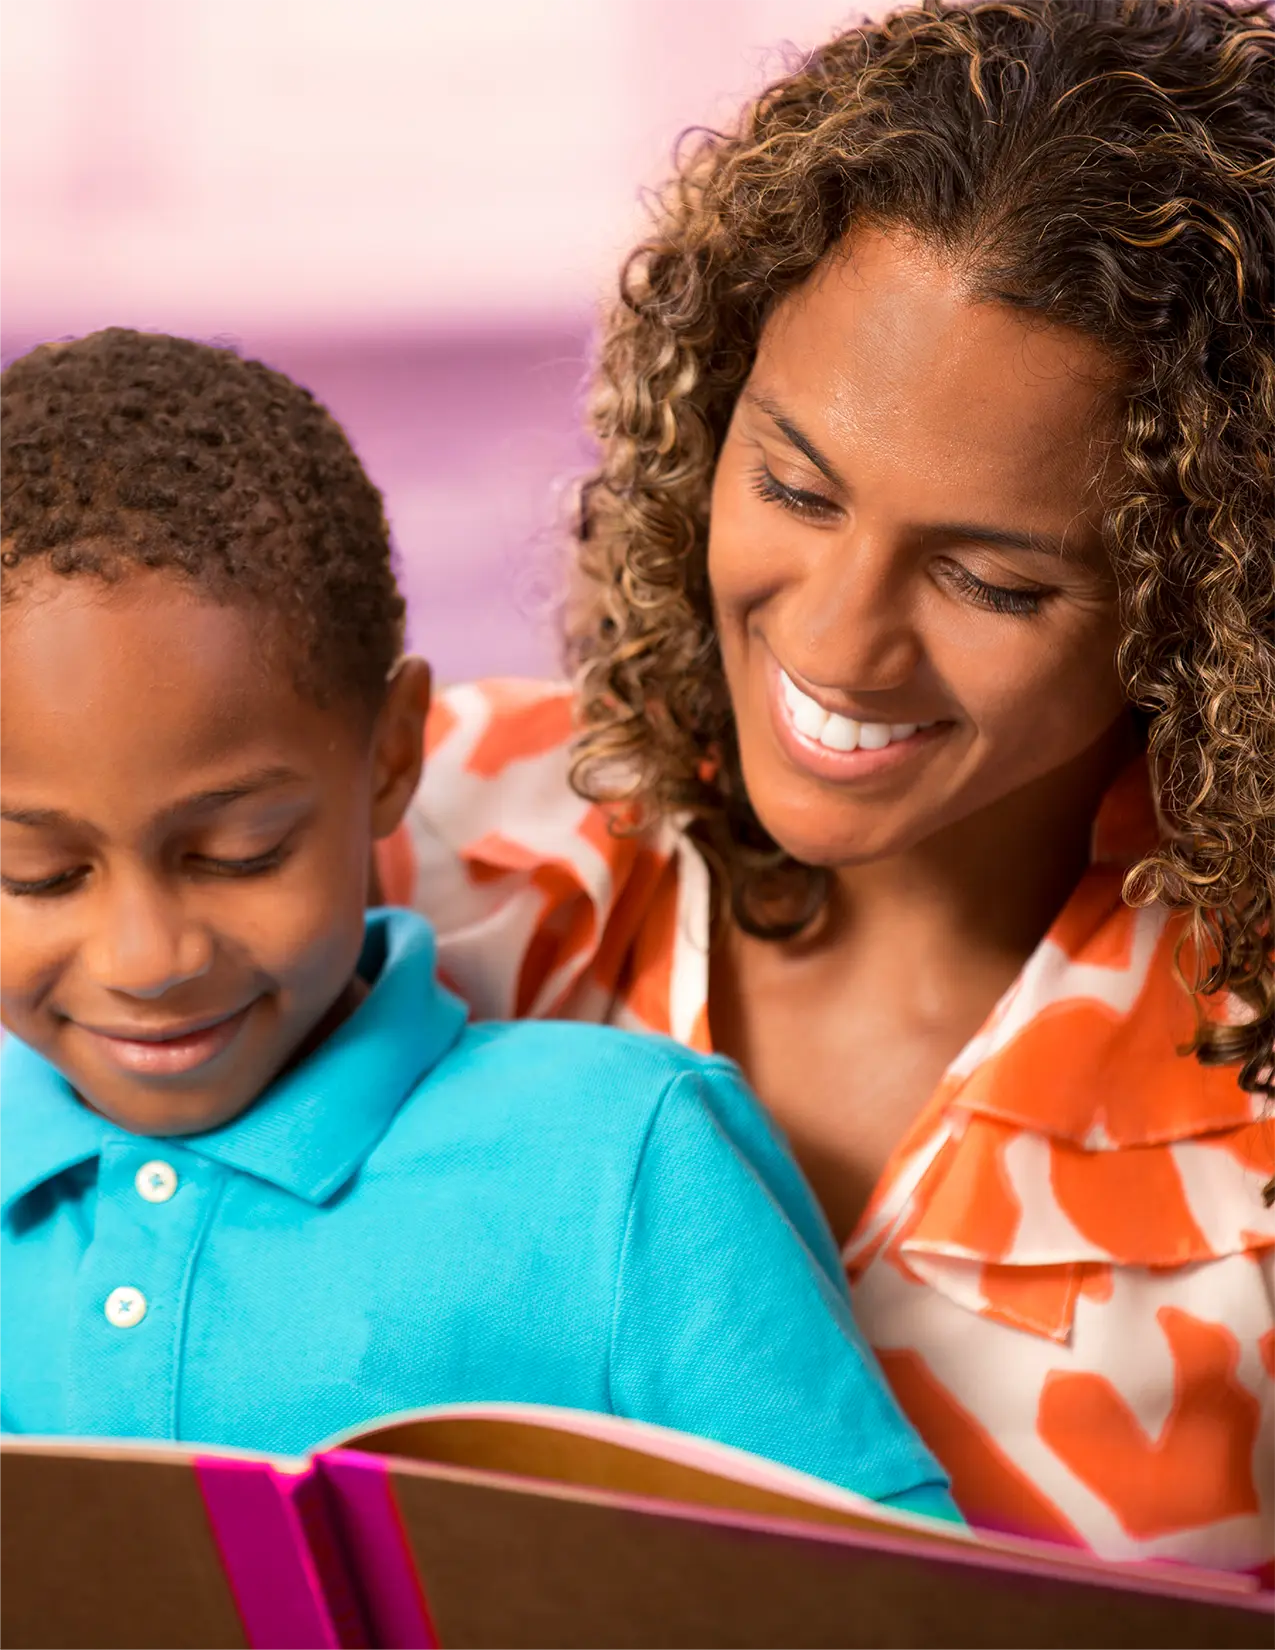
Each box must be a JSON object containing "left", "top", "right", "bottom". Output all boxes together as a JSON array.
[
  {"left": 104, "top": 1286, "right": 148, "bottom": 1329},
  {"left": 135, "top": 1160, "right": 178, "bottom": 1203}
]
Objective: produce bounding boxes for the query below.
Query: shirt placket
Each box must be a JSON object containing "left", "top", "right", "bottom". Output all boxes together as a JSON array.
[{"left": 64, "top": 1140, "right": 224, "bottom": 1439}]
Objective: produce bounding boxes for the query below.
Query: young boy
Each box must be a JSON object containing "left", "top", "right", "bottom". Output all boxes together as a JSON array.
[{"left": 0, "top": 330, "right": 955, "bottom": 1522}]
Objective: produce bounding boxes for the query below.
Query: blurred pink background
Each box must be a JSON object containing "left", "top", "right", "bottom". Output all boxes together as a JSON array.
[{"left": 3, "top": 0, "right": 864, "bottom": 681}]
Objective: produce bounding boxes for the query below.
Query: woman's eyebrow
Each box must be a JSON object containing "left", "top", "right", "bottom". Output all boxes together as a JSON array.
[
  {"left": 927, "top": 521, "right": 1076, "bottom": 560},
  {"left": 746, "top": 390, "right": 1078, "bottom": 560},
  {"left": 745, "top": 392, "right": 847, "bottom": 488}
]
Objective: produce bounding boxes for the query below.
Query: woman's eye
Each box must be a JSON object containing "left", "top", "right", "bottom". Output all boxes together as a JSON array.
[
  {"left": 0, "top": 867, "right": 89, "bottom": 898},
  {"left": 748, "top": 465, "right": 840, "bottom": 521},
  {"left": 745, "top": 462, "right": 1052, "bottom": 616},
  {"left": 189, "top": 845, "right": 290, "bottom": 879},
  {"left": 943, "top": 560, "right": 1049, "bottom": 618}
]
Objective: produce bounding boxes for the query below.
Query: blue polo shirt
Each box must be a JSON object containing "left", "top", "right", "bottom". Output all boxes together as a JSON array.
[{"left": 1, "top": 909, "right": 956, "bottom": 1520}]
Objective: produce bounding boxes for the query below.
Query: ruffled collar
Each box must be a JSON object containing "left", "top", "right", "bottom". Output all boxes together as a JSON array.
[{"left": 834, "top": 757, "right": 1274, "bottom": 1340}]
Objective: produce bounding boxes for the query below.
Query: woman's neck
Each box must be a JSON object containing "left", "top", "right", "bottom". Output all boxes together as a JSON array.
[
  {"left": 821, "top": 714, "right": 1138, "bottom": 974},
  {"left": 709, "top": 717, "right": 1140, "bottom": 1242}
]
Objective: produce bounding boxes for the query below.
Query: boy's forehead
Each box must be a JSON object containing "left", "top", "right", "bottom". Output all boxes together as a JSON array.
[
  {"left": 2, "top": 570, "right": 357, "bottom": 806},
  {"left": 5, "top": 569, "right": 275, "bottom": 717}
]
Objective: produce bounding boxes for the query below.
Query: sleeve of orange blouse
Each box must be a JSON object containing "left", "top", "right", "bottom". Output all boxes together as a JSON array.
[{"left": 374, "top": 679, "right": 673, "bottom": 1023}]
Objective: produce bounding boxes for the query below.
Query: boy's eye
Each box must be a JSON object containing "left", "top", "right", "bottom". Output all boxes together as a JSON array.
[
  {"left": 1, "top": 867, "right": 89, "bottom": 898},
  {"left": 188, "top": 844, "right": 291, "bottom": 878},
  {"left": 0, "top": 845, "right": 292, "bottom": 894}
]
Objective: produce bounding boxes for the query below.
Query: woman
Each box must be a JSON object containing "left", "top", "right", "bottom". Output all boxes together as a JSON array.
[{"left": 378, "top": 0, "right": 1275, "bottom": 1574}]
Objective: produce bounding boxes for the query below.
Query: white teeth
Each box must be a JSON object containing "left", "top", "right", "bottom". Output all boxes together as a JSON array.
[
  {"left": 790, "top": 694, "right": 828, "bottom": 740},
  {"left": 819, "top": 713, "right": 860, "bottom": 751},
  {"left": 856, "top": 722, "right": 891, "bottom": 750},
  {"left": 780, "top": 669, "right": 932, "bottom": 754}
]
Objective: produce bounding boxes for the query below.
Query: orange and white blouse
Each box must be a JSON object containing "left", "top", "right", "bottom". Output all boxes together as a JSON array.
[{"left": 378, "top": 678, "right": 1275, "bottom": 1577}]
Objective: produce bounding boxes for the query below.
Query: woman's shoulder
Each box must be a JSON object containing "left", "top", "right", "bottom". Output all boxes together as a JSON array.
[
  {"left": 376, "top": 679, "right": 687, "bottom": 1024},
  {"left": 421, "top": 677, "right": 577, "bottom": 786},
  {"left": 381, "top": 676, "right": 623, "bottom": 873}
]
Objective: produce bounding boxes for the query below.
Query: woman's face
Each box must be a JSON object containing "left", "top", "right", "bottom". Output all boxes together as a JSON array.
[{"left": 708, "top": 229, "right": 1130, "bottom": 870}]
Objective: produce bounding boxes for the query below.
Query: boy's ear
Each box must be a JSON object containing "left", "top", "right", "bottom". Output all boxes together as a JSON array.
[{"left": 369, "top": 657, "right": 431, "bottom": 839}]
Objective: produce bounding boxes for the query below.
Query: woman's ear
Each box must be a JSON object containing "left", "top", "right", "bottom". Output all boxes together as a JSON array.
[{"left": 369, "top": 657, "right": 431, "bottom": 839}]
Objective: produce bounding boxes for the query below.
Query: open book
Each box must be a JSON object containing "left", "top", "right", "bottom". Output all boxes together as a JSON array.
[{"left": 2, "top": 1404, "right": 1270, "bottom": 1649}]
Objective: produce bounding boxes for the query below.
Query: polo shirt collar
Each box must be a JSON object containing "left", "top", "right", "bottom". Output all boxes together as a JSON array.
[
  {"left": 1, "top": 909, "right": 467, "bottom": 1214},
  {"left": 0, "top": 1043, "right": 124, "bottom": 1214}
]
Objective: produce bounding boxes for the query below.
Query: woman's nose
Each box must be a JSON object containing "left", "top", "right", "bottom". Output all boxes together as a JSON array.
[
  {"left": 81, "top": 876, "right": 214, "bottom": 999},
  {"left": 784, "top": 528, "right": 922, "bottom": 693}
]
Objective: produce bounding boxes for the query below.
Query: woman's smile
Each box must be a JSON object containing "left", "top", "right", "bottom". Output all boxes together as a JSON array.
[{"left": 767, "top": 648, "right": 949, "bottom": 784}]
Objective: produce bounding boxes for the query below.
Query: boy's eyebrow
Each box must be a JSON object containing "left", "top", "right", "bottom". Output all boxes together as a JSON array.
[
  {"left": 174, "top": 767, "right": 307, "bottom": 815},
  {"left": 1, "top": 766, "right": 306, "bottom": 833}
]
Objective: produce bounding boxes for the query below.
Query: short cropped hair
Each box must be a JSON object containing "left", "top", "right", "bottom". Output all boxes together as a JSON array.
[{"left": 1, "top": 328, "right": 405, "bottom": 709}]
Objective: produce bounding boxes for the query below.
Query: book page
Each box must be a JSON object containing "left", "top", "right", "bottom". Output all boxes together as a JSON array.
[
  {"left": 0, "top": 1446, "right": 249, "bottom": 1650},
  {"left": 330, "top": 1404, "right": 972, "bottom": 1545},
  {"left": 326, "top": 1404, "right": 1257, "bottom": 1594}
]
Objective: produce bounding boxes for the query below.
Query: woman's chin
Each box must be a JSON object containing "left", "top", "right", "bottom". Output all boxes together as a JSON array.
[
  {"left": 742, "top": 753, "right": 955, "bottom": 870},
  {"left": 754, "top": 804, "right": 924, "bottom": 873}
]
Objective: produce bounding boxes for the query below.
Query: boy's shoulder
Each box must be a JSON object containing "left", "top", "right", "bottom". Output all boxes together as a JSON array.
[
  {"left": 447, "top": 1018, "right": 738, "bottom": 1110},
  {"left": 381, "top": 1016, "right": 849, "bottom": 1310},
  {"left": 385, "top": 1018, "right": 750, "bottom": 1159}
]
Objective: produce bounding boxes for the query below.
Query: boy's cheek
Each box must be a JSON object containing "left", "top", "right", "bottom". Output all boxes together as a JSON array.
[
  {"left": 224, "top": 836, "right": 368, "bottom": 984},
  {"left": 0, "top": 811, "right": 369, "bottom": 1061},
  {"left": 0, "top": 922, "right": 65, "bottom": 1039}
]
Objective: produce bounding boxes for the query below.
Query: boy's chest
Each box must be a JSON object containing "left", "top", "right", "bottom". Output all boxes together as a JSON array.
[{"left": 2, "top": 1142, "right": 611, "bottom": 1453}]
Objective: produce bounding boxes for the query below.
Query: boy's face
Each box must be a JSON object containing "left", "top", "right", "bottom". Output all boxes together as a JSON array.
[{"left": 0, "top": 567, "right": 429, "bottom": 1136}]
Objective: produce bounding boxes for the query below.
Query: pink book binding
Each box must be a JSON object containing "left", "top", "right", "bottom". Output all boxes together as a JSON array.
[
  {"left": 317, "top": 1450, "right": 439, "bottom": 1648},
  {"left": 195, "top": 1455, "right": 368, "bottom": 1648}
]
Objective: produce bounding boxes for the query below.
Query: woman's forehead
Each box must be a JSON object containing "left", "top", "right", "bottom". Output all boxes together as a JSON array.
[{"left": 754, "top": 229, "right": 1122, "bottom": 510}]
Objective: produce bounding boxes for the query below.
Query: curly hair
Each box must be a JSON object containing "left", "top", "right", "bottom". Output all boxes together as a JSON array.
[
  {"left": 1, "top": 328, "right": 405, "bottom": 709},
  {"left": 566, "top": 0, "right": 1275, "bottom": 1098}
]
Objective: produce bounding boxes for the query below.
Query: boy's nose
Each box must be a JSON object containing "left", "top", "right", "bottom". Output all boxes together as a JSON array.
[{"left": 82, "top": 882, "right": 214, "bottom": 999}]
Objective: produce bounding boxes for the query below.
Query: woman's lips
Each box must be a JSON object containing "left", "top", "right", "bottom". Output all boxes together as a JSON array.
[
  {"left": 768, "top": 657, "right": 949, "bottom": 780},
  {"left": 77, "top": 1006, "right": 254, "bottom": 1077}
]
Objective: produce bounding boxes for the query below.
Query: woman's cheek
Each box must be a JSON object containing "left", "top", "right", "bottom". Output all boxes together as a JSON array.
[
  {"left": 708, "top": 471, "right": 793, "bottom": 616},
  {"left": 947, "top": 616, "right": 1123, "bottom": 765}
]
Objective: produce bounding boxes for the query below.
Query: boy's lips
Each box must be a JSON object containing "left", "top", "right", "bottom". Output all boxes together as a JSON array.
[{"left": 74, "top": 1005, "right": 255, "bottom": 1077}]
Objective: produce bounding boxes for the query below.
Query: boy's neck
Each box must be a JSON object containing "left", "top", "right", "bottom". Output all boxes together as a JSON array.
[{"left": 276, "top": 970, "right": 371, "bottom": 1083}]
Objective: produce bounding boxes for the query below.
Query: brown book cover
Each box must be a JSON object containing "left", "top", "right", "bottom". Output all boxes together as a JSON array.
[
  {"left": 3, "top": 1406, "right": 1271, "bottom": 1648},
  {"left": 323, "top": 1408, "right": 1275, "bottom": 1649}
]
